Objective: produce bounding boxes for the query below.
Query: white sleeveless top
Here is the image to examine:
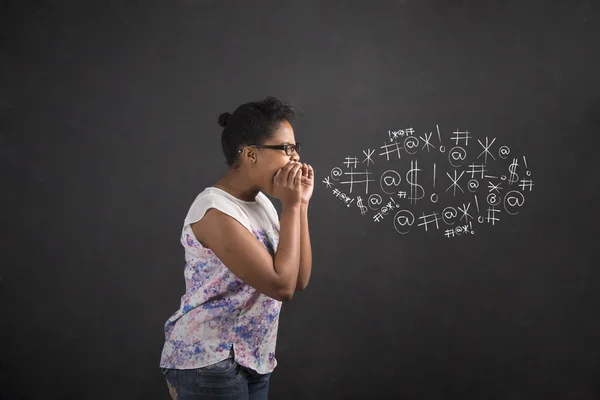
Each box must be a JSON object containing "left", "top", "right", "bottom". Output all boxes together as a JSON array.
[{"left": 159, "top": 187, "right": 282, "bottom": 374}]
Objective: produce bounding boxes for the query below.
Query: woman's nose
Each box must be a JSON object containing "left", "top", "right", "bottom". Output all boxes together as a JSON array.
[{"left": 291, "top": 152, "right": 300, "bottom": 162}]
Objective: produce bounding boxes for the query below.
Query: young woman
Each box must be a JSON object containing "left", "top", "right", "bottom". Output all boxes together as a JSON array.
[{"left": 159, "top": 97, "right": 314, "bottom": 399}]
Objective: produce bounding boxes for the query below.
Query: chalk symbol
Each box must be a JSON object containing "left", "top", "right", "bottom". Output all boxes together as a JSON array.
[
  {"left": 430, "top": 193, "right": 438, "bottom": 203},
  {"left": 498, "top": 145, "right": 510, "bottom": 160},
  {"left": 362, "top": 149, "right": 375, "bottom": 167},
  {"left": 486, "top": 206, "right": 500, "bottom": 226},
  {"left": 406, "top": 160, "right": 425, "bottom": 204},
  {"left": 323, "top": 177, "right": 334, "bottom": 188},
  {"left": 368, "top": 194, "right": 383, "bottom": 210},
  {"left": 523, "top": 156, "right": 531, "bottom": 176},
  {"left": 451, "top": 130, "right": 471, "bottom": 146},
  {"left": 448, "top": 146, "right": 467, "bottom": 168},
  {"left": 404, "top": 136, "right": 420, "bottom": 155},
  {"left": 385, "top": 197, "right": 399, "bottom": 211},
  {"left": 488, "top": 181, "right": 502, "bottom": 193},
  {"left": 397, "top": 191, "right": 407, "bottom": 199},
  {"left": 504, "top": 190, "right": 525, "bottom": 215},
  {"left": 388, "top": 129, "right": 404, "bottom": 141},
  {"left": 356, "top": 196, "right": 368, "bottom": 216},
  {"left": 468, "top": 179, "right": 479, "bottom": 192},
  {"left": 344, "top": 156, "right": 358, "bottom": 169},
  {"left": 393, "top": 210, "right": 415, "bottom": 235},
  {"left": 467, "top": 163, "right": 487, "bottom": 179},
  {"left": 477, "top": 137, "right": 497, "bottom": 164},
  {"left": 519, "top": 179, "right": 534, "bottom": 191},
  {"left": 420, "top": 132, "right": 435, "bottom": 152},
  {"left": 379, "top": 142, "right": 403, "bottom": 161},
  {"left": 486, "top": 193, "right": 501, "bottom": 206},
  {"left": 341, "top": 169, "right": 373, "bottom": 194},
  {"left": 380, "top": 170, "right": 402, "bottom": 195},
  {"left": 458, "top": 203, "right": 474, "bottom": 223},
  {"left": 446, "top": 170, "right": 465, "bottom": 197},
  {"left": 508, "top": 158, "right": 519, "bottom": 186},
  {"left": 442, "top": 207, "right": 458, "bottom": 226},
  {"left": 500, "top": 175, "right": 507, "bottom": 181},
  {"left": 331, "top": 167, "right": 342, "bottom": 181},
  {"left": 445, "top": 229, "right": 455, "bottom": 238},
  {"left": 474, "top": 195, "right": 480, "bottom": 214},
  {"left": 418, "top": 212, "right": 441, "bottom": 232},
  {"left": 433, "top": 163, "right": 436, "bottom": 188}
]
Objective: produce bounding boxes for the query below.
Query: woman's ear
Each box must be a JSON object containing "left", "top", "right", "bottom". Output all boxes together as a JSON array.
[{"left": 241, "top": 147, "right": 257, "bottom": 164}]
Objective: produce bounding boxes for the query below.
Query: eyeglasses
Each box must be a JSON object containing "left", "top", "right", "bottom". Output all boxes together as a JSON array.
[{"left": 240, "top": 143, "right": 301, "bottom": 156}]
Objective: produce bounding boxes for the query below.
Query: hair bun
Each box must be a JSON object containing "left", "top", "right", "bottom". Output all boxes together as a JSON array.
[{"left": 218, "top": 112, "right": 232, "bottom": 127}]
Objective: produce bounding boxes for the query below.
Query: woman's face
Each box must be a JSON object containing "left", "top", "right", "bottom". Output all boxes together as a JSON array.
[{"left": 249, "top": 119, "right": 301, "bottom": 196}]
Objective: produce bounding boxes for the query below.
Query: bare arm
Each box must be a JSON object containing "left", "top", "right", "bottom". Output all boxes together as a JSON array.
[
  {"left": 295, "top": 203, "right": 312, "bottom": 291},
  {"left": 192, "top": 162, "right": 303, "bottom": 302}
]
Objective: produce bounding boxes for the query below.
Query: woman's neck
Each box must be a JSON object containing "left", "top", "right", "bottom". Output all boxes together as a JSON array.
[{"left": 214, "top": 168, "right": 260, "bottom": 202}]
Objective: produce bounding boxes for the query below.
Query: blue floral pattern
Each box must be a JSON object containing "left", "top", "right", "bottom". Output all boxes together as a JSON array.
[{"left": 160, "top": 218, "right": 281, "bottom": 374}]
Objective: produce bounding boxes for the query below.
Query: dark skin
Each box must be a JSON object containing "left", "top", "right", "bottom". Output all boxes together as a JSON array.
[{"left": 192, "top": 120, "right": 313, "bottom": 301}]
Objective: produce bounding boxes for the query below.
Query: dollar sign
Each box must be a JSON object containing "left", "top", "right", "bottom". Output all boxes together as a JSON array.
[
  {"left": 406, "top": 160, "right": 425, "bottom": 205},
  {"left": 356, "top": 196, "right": 368, "bottom": 216},
  {"left": 508, "top": 158, "right": 519, "bottom": 186}
]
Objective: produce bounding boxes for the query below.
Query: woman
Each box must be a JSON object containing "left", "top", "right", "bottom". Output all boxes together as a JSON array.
[{"left": 159, "top": 96, "right": 314, "bottom": 400}]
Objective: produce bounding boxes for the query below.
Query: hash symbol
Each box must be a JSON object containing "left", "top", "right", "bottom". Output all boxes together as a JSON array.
[
  {"left": 452, "top": 130, "right": 471, "bottom": 146},
  {"left": 467, "top": 163, "right": 486, "bottom": 179},
  {"left": 332, "top": 188, "right": 341, "bottom": 197},
  {"left": 418, "top": 212, "right": 440, "bottom": 232},
  {"left": 445, "top": 229, "right": 455, "bottom": 238},
  {"left": 373, "top": 212, "right": 384, "bottom": 222},
  {"left": 344, "top": 156, "right": 358, "bottom": 169},
  {"left": 379, "top": 142, "right": 403, "bottom": 161},
  {"left": 340, "top": 169, "right": 373, "bottom": 194},
  {"left": 486, "top": 206, "right": 500, "bottom": 226},
  {"left": 519, "top": 179, "right": 534, "bottom": 191},
  {"left": 397, "top": 191, "right": 407, "bottom": 199}
]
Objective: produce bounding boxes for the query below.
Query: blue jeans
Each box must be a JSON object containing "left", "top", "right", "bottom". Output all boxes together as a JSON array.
[{"left": 161, "top": 358, "right": 271, "bottom": 400}]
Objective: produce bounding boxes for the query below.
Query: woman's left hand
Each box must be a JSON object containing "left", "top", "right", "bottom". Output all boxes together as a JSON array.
[{"left": 300, "top": 163, "right": 314, "bottom": 205}]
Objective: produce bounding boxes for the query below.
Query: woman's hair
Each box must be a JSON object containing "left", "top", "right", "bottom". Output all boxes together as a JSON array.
[{"left": 218, "top": 96, "right": 302, "bottom": 167}]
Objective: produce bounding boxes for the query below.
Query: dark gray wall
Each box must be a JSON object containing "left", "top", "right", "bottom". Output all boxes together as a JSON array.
[{"left": 2, "top": 1, "right": 599, "bottom": 399}]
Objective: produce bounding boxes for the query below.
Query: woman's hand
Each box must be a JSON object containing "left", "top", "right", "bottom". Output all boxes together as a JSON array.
[
  {"left": 273, "top": 161, "right": 303, "bottom": 208},
  {"left": 300, "top": 163, "right": 314, "bottom": 205}
]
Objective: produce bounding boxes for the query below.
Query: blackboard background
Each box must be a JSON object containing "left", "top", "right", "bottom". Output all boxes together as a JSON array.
[{"left": 2, "top": 1, "right": 600, "bottom": 399}]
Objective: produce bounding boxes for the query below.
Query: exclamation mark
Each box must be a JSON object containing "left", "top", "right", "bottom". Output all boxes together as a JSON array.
[
  {"left": 437, "top": 124, "right": 446, "bottom": 153},
  {"left": 347, "top": 198, "right": 355, "bottom": 207},
  {"left": 389, "top": 197, "right": 398, "bottom": 208},
  {"left": 469, "top": 221, "right": 474, "bottom": 234}
]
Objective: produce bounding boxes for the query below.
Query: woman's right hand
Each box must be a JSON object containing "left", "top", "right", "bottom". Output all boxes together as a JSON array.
[{"left": 273, "top": 161, "right": 303, "bottom": 208}]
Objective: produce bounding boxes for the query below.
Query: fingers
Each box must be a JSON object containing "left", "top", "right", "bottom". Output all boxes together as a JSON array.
[
  {"left": 273, "top": 168, "right": 281, "bottom": 183},
  {"left": 288, "top": 162, "right": 303, "bottom": 186},
  {"left": 300, "top": 163, "right": 314, "bottom": 182}
]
